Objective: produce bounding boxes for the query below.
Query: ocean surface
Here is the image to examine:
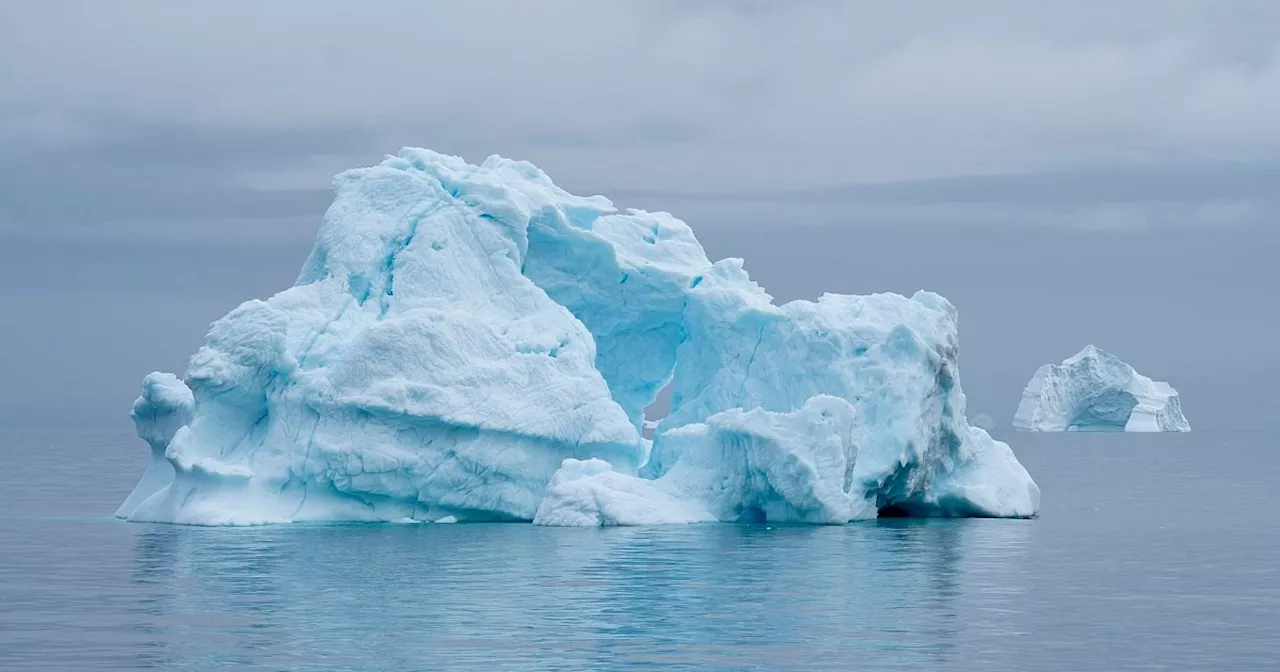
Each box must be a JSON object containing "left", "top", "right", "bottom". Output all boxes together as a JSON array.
[{"left": 1, "top": 428, "right": 1276, "bottom": 671}]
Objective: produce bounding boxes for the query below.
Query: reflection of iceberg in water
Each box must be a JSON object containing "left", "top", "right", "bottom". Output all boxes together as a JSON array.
[
  {"left": 947, "top": 518, "right": 1035, "bottom": 642},
  {"left": 129, "top": 525, "right": 304, "bottom": 671},
  {"left": 126, "top": 521, "right": 1031, "bottom": 669}
]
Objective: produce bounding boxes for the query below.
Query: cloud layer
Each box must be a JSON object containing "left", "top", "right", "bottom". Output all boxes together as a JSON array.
[{"left": 3, "top": 0, "right": 1279, "bottom": 237}]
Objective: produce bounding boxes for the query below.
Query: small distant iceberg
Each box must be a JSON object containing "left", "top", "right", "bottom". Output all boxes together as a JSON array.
[
  {"left": 1013, "top": 345, "right": 1190, "bottom": 432},
  {"left": 970, "top": 413, "right": 998, "bottom": 431}
]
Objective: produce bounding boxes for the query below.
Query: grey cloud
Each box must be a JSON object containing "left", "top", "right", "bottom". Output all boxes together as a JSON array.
[
  {"left": 74, "top": 115, "right": 378, "bottom": 170},
  {"left": 4, "top": 1, "right": 1280, "bottom": 193},
  {"left": 602, "top": 161, "right": 1280, "bottom": 205},
  {"left": 0, "top": 115, "right": 375, "bottom": 238},
  {"left": 599, "top": 162, "right": 1280, "bottom": 233},
  {"left": 0, "top": 112, "right": 709, "bottom": 242},
  {"left": 3, "top": 0, "right": 1280, "bottom": 240},
  {"left": 517, "top": 116, "right": 707, "bottom": 151},
  {"left": 809, "top": 162, "right": 1280, "bottom": 206}
]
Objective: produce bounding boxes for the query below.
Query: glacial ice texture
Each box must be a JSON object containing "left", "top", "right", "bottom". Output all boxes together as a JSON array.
[
  {"left": 1013, "top": 345, "right": 1190, "bottom": 432},
  {"left": 116, "top": 148, "right": 1039, "bottom": 526}
]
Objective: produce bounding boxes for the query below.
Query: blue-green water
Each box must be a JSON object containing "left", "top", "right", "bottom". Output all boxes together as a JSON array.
[{"left": 1, "top": 428, "right": 1276, "bottom": 671}]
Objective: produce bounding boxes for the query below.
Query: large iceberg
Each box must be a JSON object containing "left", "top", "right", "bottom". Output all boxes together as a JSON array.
[
  {"left": 115, "top": 148, "right": 1039, "bottom": 526},
  {"left": 1013, "top": 345, "right": 1190, "bottom": 432}
]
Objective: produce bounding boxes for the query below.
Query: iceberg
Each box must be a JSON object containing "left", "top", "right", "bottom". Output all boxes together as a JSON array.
[
  {"left": 1013, "top": 345, "right": 1190, "bottom": 432},
  {"left": 114, "top": 372, "right": 194, "bottom": 518},
  {"left": 115, "top": 148, "right": 1039, "bottom": 526},
  {"left": 970, "top": 413, "right": 998, "bottom": 431}
]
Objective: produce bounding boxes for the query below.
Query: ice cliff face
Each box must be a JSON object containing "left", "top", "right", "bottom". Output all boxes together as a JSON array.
[
  {"left": 115, "top": 148, "right": 1039, "bottom": 526},
  {"left": 1013, "top": 345, "right": 1190, "bottom": 432}
]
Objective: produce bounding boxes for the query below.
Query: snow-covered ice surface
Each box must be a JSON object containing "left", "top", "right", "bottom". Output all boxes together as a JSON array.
[
  {"left": 116, "top": 148, "right": 1039, "bottom": 526},
  {"left": 1013, "top": 345, "right": 1190, "bottom": 432}
]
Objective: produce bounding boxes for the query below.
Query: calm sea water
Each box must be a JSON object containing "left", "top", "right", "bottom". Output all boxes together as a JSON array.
[{"left": 1, "top": 428, "right": 1276, "bottom": 671}]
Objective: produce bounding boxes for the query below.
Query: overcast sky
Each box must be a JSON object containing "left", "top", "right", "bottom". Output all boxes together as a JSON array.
[{"left": 0, "top": 1, "right": 1276, "bottom": 430}]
